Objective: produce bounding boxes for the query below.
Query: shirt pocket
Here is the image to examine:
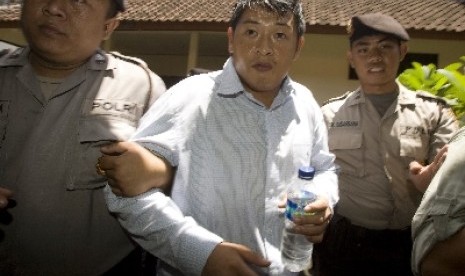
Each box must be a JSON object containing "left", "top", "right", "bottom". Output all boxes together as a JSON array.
[
  {"left": 425, "top": 196, "right": 454, "bottom": 240},
  {"left": 399, "top": 132, "right": 429, "bottom": 160},
  {"left": 328, "top": 128, "right": 365, "bottom": 177},
  {"left": 68, "top": 116, "right": 137, "bottom": 190}
]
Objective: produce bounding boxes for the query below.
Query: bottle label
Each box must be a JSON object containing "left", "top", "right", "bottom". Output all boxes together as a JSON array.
[{"left": 285, "top": 191, "right": 317, "bottom": 220}]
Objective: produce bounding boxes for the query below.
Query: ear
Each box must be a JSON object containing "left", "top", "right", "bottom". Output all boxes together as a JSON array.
[
  {"left": 103, "top": 18, "right": 120, "bottom": 41},
  {"left": 292, "top": 36, "right": 305, "bottom": 61},
  {"left": 399, "top": 42, "right": 408, "bottom": 61},
  {"left": 227, "top": 27, "right": 234, "bottom": 55},
  {"left": 347, "top": 49, "right": 355, "bottom": 68}
]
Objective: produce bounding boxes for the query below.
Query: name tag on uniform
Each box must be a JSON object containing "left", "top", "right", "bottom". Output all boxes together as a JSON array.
[
  {"left": 90, "top": 99, "right": 139, "bottom": 122},
  {"left": 330, "top": 120, "right": 359, "bottom": 128}
]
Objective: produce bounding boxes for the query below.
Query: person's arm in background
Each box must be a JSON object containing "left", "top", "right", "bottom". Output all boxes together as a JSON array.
[
  {"left": 412, "top": 127, "right": 465, "bottom": 276},
  {"left": 409, "top": 103, "right": 458, "bottom": 192},
  {"left": 420, "top": 227, "right": 465, "bottom": 276},
  {"left": 408, "top": 144, "right": 448, "bottom": 192}
]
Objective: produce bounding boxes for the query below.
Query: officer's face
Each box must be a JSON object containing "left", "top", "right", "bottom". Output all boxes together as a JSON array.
[
  {"left": 347, "top": 35, "right": 408, "bottom": 94},
  {"left": 227, "top": 7, "right": 304, "bottom": 107},
  {"left": 21, "top": 0, "right": 119, "bottom": 76}
]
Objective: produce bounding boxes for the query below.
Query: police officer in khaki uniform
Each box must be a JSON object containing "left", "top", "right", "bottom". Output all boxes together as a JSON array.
[
  {"left": 412, "top": 126, "right": 465, "bottom": 276},
  {"left": 0, "top": 0, "right": 165, "bottom": 275},
  {"left": 314, "top": 13, "right": 458, "bottom": 276}
]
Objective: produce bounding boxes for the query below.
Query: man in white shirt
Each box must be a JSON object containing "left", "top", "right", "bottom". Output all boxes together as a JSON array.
[{"left": 98, "top": 0, "right": 339, "bottom": 275}]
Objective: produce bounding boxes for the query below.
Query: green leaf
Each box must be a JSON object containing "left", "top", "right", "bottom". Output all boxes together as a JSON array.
[{"left": 398, "top": 56, "right": 465, "bottom": 126}]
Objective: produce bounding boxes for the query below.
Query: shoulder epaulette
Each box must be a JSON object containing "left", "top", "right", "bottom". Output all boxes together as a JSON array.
[
  {"left": 109, "top": 51, "right": 148, "bottom": 68},
  {"left": 415, "top": 90, "right": 448, "bottom": 105},
  {"left": 0, "top": 47, "right": 24, "bottom": 66},
  {"left": 322, "top": 91, "right": 351, "bottom": 106}
]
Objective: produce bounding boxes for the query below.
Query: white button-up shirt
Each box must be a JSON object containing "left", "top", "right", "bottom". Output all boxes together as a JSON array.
[{"left": 105, "top": 58, "right": 338, "bottom": 275}]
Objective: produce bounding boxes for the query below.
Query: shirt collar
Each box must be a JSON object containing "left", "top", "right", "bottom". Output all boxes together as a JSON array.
[
  {"left": 214, "top": 58, "right": 246, "bottom": 97},
  {"left": 89, "top": 49, "right": 112, "bottom": 71},
  {"left": 346, "top": 83, "right": 416, "bottom": 106},
  {"left": 346, "top": 87, "right": 366, "bottom": 106}
]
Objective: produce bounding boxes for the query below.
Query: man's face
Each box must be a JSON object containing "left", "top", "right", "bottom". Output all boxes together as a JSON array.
[
  {"left": 347, "top": 34, "right": 407, "bottom": 93},
  {"left": 228, "top": 7, "right": 303, "bottom": 104},
  {"left": 21, "top": 0, "right": 117, "bottom": 67}
]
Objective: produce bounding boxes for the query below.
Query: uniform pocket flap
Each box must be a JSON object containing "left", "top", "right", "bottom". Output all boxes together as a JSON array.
[
  {"left": 329, "top": 130, "right": 362, "bottom": 150},
  {"left": 427, "top": 196, "right": 453, "bottom": 216}
]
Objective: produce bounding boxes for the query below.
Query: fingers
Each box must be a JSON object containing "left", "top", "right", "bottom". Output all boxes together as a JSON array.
[
  {"left": 292, "top": 217, "right": 329, "bottom": 243},
  {"left": 303, "top": 197, "right": 330, "bottom": 215},
  {"left": 95, "top": 160, "right": 107, "bottom": 177},
  {"left": 96, "top": 142, "right": 130, "bottom": 177},
  {"left": 230, "top": 243, "right": 271, "bottom": 268},
  {"left": 107, "top": 179, "right": 123, "bottom": 196},
  {"left": 434, "top": 145, "right": 448, "bottom": 168},
  {"left": 408, "top": 160, "right": 423, "bottom": 175},
  {"left": 99, "top": 141, "right": 130, "bottom": 156},
  {"left": 293, "top": 197, "right": 332, "bottom": 243},
  {"left": 431, "top": 145, "right": 449, "bottom": 171},
  {"left": 434, "top": 144, "right": 448, "bottom": 162},
  {"left": 202, "top": 242, "right": 269, "bottom": 276}
]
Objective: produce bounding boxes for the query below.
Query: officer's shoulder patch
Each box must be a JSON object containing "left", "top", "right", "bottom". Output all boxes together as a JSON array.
[
  {"left": 415, "top": 90, "right": 448, "bottom": 105},
  {"left": 109, "top": 51, "right": 148, "bottom": 68},
  {"left": 322, "top": 91, "right": 351, "bottom": 106}
]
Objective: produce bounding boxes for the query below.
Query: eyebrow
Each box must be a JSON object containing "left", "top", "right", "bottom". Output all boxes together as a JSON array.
[
  {"left": 241, "top": 19, "right": 293, "bottom": 28},
  {"left": 354, "top": 37, "right": 395, "bottom": 46}
]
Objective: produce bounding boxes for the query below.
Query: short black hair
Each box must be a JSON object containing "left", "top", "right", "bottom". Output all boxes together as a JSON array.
[
  {"left": 107, "top": 0, "right": 119, "bottom": 18},
  {"left": 229, "top": 0, "right": 306, "bottom": 37}
]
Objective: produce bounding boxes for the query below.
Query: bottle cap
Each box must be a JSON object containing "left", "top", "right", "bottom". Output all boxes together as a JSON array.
[{"left": 298, "top": 166, "right": 315, "bottom": 179}]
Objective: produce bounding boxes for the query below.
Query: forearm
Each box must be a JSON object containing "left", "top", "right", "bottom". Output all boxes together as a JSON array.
[
  {"left": 421, "top": 228, "right": 465, "bottom": 276},
  {"left": 104, "top": 186, "right": 223, "bottom": 274}
]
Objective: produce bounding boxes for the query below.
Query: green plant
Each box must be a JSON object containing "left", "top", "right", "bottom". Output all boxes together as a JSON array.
[{"left": 398, "top": 56, "right": 465, "bottom": 125}]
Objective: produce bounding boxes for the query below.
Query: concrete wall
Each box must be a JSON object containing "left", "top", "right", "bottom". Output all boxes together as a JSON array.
[{"left": 1, "top": 28, "right": 464, "bottom": 104}]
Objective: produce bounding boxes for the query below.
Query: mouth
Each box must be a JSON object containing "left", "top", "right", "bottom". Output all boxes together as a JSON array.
[
  {"left": 252, "top": 62, "right": 273, "bottom": 72},
  {"left": 368, "top": 66, "right": 384, "bottom": 73},
  {"left": 38, "top": 23, "right": 65, "bottom": 37}
]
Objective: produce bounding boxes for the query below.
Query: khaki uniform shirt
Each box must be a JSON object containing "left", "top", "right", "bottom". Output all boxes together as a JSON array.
[
  {"left": 321, "top": 85, "right": 458, "bottom": 229},
  {"left": 0, "top": 48, "right": 165, "bottom": 275},
  {"left": 411, "top": 127, "right": 465, "bottom": 275}
]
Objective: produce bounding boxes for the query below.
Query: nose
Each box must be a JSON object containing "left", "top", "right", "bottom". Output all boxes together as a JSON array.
[
  {"left": 255, "top": 36, "right": 273, "bottom": 56},
  {"left": 42, "top": 0, "right": 66, "bottom": 18},
  {"left": 368, "top": 47, "right": 382, "bottom": 62}
]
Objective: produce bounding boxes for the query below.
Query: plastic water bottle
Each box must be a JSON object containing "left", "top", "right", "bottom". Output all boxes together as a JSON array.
[{"left": 281, "top": 166, "right": 317, "bottom": 272}]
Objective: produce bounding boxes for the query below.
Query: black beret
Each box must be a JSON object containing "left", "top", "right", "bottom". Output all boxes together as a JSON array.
[
  {"left": 348, "top": 13, "right": 409, "bottom": 43},
  {"left": 114, "top": 0, "right": 125, "bottom": 12}
]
